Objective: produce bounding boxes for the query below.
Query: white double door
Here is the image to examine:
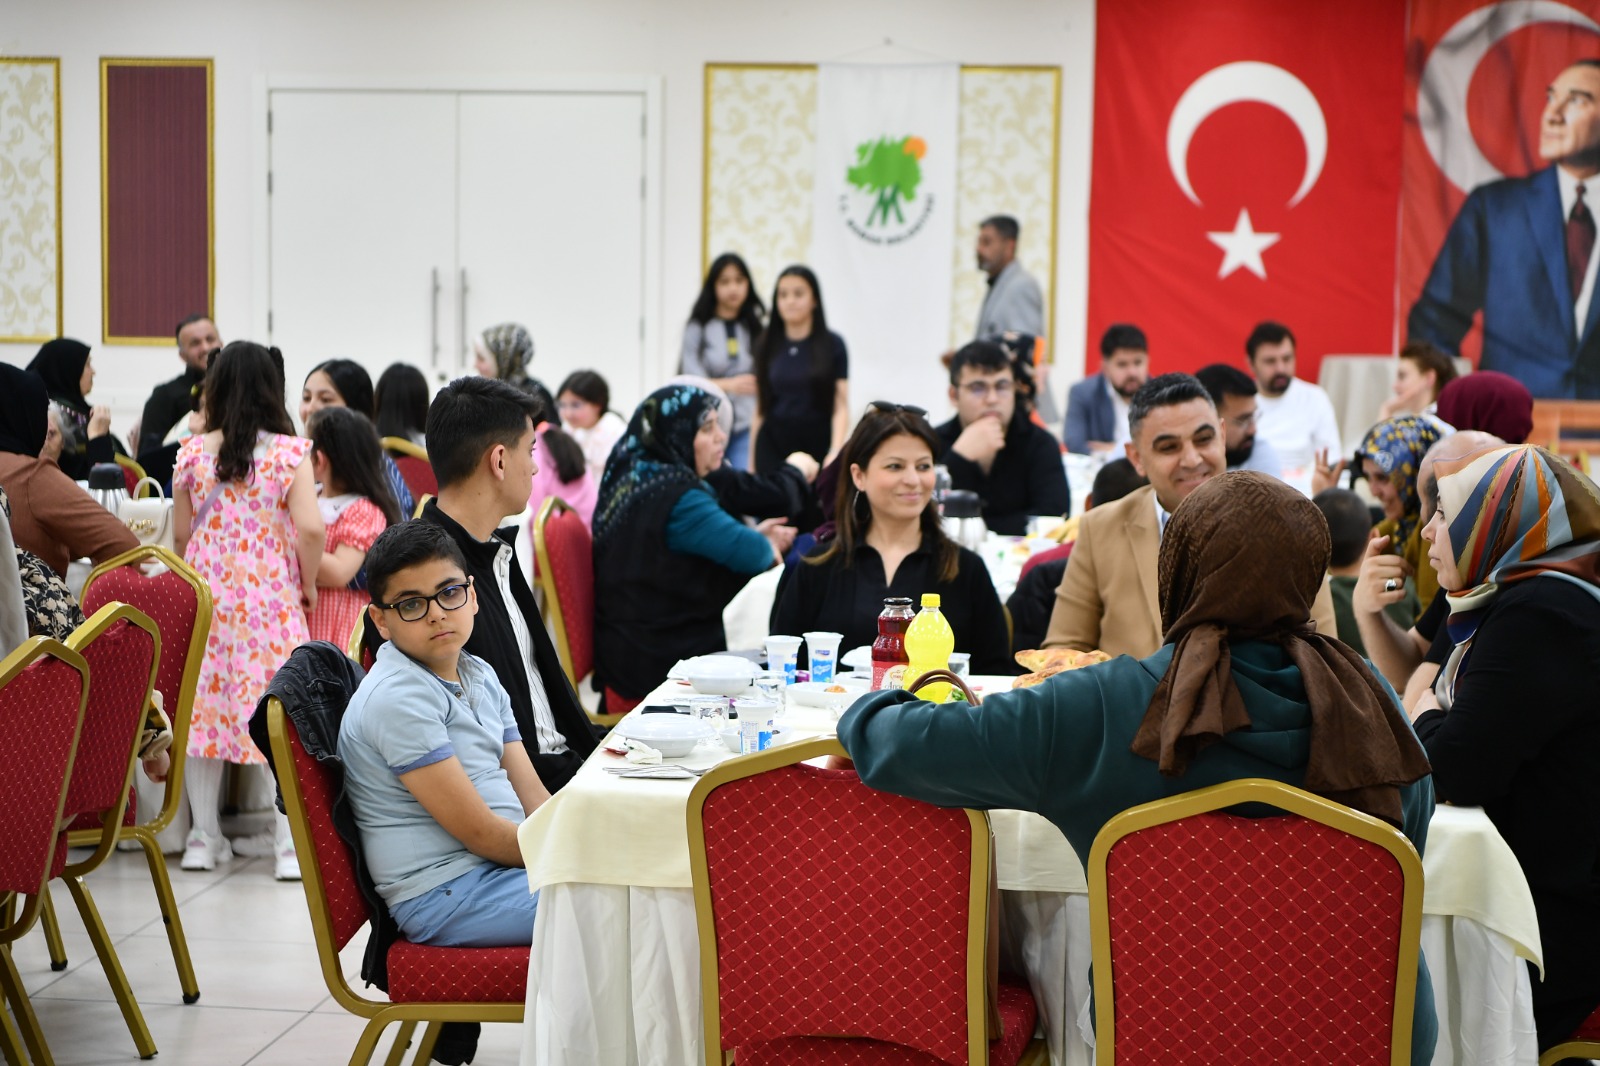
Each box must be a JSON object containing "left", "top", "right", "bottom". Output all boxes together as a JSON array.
[{"left": 267, "top": 87, "right": 649, "bottom": 418}]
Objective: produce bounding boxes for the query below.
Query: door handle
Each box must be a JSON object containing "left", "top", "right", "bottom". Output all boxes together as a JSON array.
[
  {"left": 459, "top": 267, "right": 470, "bottom": 369},
  {"left": 430, "top": 268, "right": 440, "bottom": 369}
]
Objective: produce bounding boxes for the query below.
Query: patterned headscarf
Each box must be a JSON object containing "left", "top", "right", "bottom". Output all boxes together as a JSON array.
[
  {"left": 1432, "top": 445, "right": 1600, "bottom": 704},
  {"left": 1130, "top": 471, "right": 1431, "bottom": 825},
  {"left": 592, "top": 385, "right": 720, "bottom": 547},
  {"left": 1357, "top": 415, "right": 1445, "bottom": 546},
  {"left": 478, "top": 323, "right": 535, "bottom": 390},
  {"left": 1434, "top": 372, "right": 1533, "bottom": 445}
]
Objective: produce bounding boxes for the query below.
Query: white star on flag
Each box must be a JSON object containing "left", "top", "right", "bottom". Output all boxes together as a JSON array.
[{"left": 1206, "top": 208, "right": 1280, "bottom": 280}]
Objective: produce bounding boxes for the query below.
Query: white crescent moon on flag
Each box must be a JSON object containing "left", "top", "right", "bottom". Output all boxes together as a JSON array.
[
  {"left": 1418, "top": 0, "right": 1600, "bottom": 195},
  {"left": 1167, "top": 61, "right": 1328, "bottom": 208}
]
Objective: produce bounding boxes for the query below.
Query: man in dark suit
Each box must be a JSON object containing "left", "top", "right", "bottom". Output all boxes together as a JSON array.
[
  {"left": 1063, "top": 323, "right": 1149, "bottom": 455},
  {"left": 1409, "top": 60, "right": 1600, "bottom": 399},
  {"left": 419, "top": 376, "right": 598, "bottom": 792}
]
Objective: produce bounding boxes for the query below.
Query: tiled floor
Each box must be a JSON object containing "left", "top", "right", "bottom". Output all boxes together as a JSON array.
[{"left": 8, "top": 816, "right": 526, "bottom": 1065}]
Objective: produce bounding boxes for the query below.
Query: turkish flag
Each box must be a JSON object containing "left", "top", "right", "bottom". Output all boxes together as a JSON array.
[
  {"left": 1400, "top": 0, "right": 1600, "bottom": 368},
  {"left": 1087, "top": 0, "right": 1405, "bottom": 383}
]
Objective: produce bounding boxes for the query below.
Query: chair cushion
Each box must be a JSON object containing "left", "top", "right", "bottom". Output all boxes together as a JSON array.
[
  {"left": 737, "top": 975, "right": 1038, "bottom": 1066},
  {"left": 1571, "top": 1001, "right": 1600, "bottom": 1041},
  {"left": 543, "top": 507, "right": 594, "bottom": 681},
  {"left": 385, "top": 939, "right": 529, "bottom": 1003}
]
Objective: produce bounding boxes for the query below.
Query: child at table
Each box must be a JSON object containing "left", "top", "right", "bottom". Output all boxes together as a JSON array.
[{"left": 338, "top": 520, "right": 550, "bottom": 953}]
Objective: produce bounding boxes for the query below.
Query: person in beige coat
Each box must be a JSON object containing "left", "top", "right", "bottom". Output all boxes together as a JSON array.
[{"left": 1045, "top": 373, "right": 1335, "bottom": 657}]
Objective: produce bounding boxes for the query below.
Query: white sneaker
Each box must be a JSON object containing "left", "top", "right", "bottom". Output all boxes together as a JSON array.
[
  {"left": 230, "top": 828, "right": 277, "bottom": 858},
  {"left": 274, "top": 842, "right": 301, "bottom": 882},
  {"left": 179, "top": 830, "right": 234, "bottom": 871}
]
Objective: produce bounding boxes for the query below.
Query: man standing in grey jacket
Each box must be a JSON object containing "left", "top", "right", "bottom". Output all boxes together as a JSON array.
[{"left": 974, "top": 215, "right": 1045, "bottom": 340}]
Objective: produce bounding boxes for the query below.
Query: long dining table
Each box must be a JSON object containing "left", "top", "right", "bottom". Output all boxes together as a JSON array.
[{"left": 517, "top": 676, "right": 1544, "bottom": 1066}]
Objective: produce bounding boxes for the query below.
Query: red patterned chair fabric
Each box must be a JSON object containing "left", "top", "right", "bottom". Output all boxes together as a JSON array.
[
  {"left": 602, "top": 687, "right": 642, "bottom": 717},
  {"left": 1102, "top": 811, "right": 1406, "bottom": 1062},
  {"left": 535, "top": 501, "right": 595, "bottom": 685},
  {"left": 0, "top": 649, "right": 86, "bottom": 897},
  {"left": 59, "top": 617, "right": 157, "bottom": 831},
  {"left": 1572, "top": 1003, "right": 1600, "bottom": 1040},
  {"left": 700, "top": 760, "right": 1028, "bottom": 1065},
  {"left": 83, "top": 560, "right": 204, "bottom": 728},
  {"left": 392, "top": 454, "right": 437, "bottom": 500},
  {"left": 281, "top": 710, "right": 530, "bottom": 999}
]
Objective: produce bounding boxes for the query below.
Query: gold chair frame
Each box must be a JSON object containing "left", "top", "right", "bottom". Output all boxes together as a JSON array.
[
  {"left": 51, "top": 545, "right": 212, "bottom": 1005},
  {"left": 0, "top": 637, "right": 89, "bottom": 1066},
  {"left": 266, "top": 697, "right": 526, "bottom": 1066},
  {"left": 686, "top": 737, "right": 1039, "bottom": 1066},
  {"left": 380, "top": 436, "right": 428, "bottom": 462},
  {"left": 1087, "top": 778, "right": 1425, "bottom": 1066},
  {"left": 112, "top": 453, "right": 156, "bottom": 496},
  {"left": 411, "top": 493, "right": 433, "bottom": 520}
]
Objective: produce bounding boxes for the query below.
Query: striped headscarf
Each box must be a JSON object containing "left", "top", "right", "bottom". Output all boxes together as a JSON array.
[
  {"left": 478, "top": 323, "right": 535, "bottom": 390},
  {"left": 1357, "top": 415, "right": 1445, "bottom": 546}
]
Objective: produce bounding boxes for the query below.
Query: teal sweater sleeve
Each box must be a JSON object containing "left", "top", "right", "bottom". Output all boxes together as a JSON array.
[{"left": 664, "top": 485, "right": 773, "bottom": 575}]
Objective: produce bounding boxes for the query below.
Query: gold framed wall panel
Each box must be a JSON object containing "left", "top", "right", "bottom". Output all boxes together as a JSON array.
[
  {"left": 0, "top": 57, "right": 63, "bottom": 343},
  {"left": 100, "top": 57, "right": 215, "bottom": 346},
  {"left": 702, "top": 62, "right": 1061, "bottom": 354}
]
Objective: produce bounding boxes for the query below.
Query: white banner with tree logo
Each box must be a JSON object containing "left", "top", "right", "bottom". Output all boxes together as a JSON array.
[{"left": 811, "top": 62, "right": 960, "bottom": 421}]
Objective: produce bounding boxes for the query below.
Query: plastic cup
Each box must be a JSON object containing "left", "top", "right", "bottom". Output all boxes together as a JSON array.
[
  {"left": 765, "top": 635, "right": 803, "bottom": 686},
  {"left": 803, "top": 631, "right": 843, "bottom": 683},
  {"left": 947, "top": 652, "right": 971, "bottom": 677},
  {"left": 734, "top": 697, "right": 778, "bottom": 753}
]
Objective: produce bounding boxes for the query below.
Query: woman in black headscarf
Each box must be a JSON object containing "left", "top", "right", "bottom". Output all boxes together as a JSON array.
[
  {"left": 591, "top": 384, "right": 795, "bottom": 712},
  {"left": 0, "top": 364, "right": 138, "bottom": 575},
  {"left": 27, "top": 338, "right": 129, "bottom": 480}
]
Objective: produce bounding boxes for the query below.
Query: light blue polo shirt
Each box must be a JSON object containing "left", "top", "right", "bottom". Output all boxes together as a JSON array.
[{"left": 338, "top": 641, "right": 524, "bottom": 906}]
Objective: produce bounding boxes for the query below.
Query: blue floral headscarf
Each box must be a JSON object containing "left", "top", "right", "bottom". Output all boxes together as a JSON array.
[
  {"left": 1357, "top": 415, "right": 1445, "bottom": 546},
  {"left": 592, "top": 385, "right": 720, "bottom": 547}
]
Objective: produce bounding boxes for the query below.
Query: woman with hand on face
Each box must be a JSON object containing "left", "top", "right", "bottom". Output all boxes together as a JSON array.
[
  {"left": 1354, "top": 415, "right": 1446, "bottom": 622},
  {"left": 1378, "top": 341, "right": 1458, "bottom": 423},
  {"left": 770, "top": 403, "right": 1014, "bottom": 676},
  {"left": 591, "top": 385, "right": 795, "bottom": 713},
  {"left": 27, "top": 338, "right": 128, "bottom": 480},
  {"left": 750, "top": 265, "right": 849, "bottom": 474},
  {"left": 681, "top": 253, "right": 765, "bottom": 471},
  {"left": 1413, "top": 444, "right": 1600, "bottom": 1054}
]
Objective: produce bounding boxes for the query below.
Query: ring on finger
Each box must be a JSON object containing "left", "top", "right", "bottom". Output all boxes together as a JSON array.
[{"left": 1384, "top": 578, "right": 1400, "bottom": 593}]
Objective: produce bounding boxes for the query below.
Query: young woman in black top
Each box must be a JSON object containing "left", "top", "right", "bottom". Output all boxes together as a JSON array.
[
  {"left": 771, "top": 403, "right": 1013, "bottom": 675},
  {"left": 750, "top": 265, "right": 849, "bottom": 474}
]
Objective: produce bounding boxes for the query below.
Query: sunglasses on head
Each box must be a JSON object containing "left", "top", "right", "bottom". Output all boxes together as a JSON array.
[{"left": 867, "top": 401, "right": 928, "bottom": 418}]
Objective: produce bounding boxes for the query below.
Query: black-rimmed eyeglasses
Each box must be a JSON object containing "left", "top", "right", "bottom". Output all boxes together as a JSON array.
[{"left": 376, "top": 579, "right": 473, "bottom": 622}]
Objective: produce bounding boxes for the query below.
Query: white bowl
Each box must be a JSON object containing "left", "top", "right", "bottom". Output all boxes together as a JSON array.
[
  {"left": 613, "top": 714, "right": 713, "bottom": 759},
  {"left": 683, "top": 654, "right": 760, "bottom": 696}
]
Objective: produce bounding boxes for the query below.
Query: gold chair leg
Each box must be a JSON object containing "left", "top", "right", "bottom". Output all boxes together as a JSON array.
[
  {"left": 349, "top": 1018, "right": 390, "bottom": 1066},
  {"left": 410, "top": 1021, "right": 443, "bottom": 1065},
  {"left": 380, "top": 1019, "right": 417, "bottom": 1066},
  {"left": 0, "top": 944, "right": 52, "bottom": 1066},
  {"left": 130, "top": 826, "right": 200, "bottom": 1002},
  {"left": 0, "top": 995, "right": 27, "bottom": 1066},
  {"left": 60, "top": 876, "right": 156, "bottom": 1059},
  {"left": 37, "top": 887, "right": 67, "bottom": 972}
]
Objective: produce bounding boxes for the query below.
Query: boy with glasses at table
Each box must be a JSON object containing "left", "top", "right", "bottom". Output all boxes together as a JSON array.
[
  {"left": 338, "top": 521, "right": 549, "bottom": 952},
  {"left": 932, "top": 340, "right": 1070, "bottom": 535}
]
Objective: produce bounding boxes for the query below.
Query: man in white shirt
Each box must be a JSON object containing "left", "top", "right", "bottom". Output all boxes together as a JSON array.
[{"left": 1245, "top": 321, "right": 1343, "bottom": 495}]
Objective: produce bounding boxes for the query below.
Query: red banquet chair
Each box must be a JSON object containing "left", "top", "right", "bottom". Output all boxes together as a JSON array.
[
  {"left": 1087, "top": 778, "right": 1425, "bottom": 1065},
  {"left": 1540, "top": 1004, "right": 1600, "bottom": 1064},
  {"left": 265, "top": 697, "right": 528, "bottom": 1066},
  {"left": 0, "top": 637, "right": 89, "bottom": 1066},
  {"left": 532, "top": 496, "right": 616, "bottom": 721},
  {"left": 687, "top": 736, "right": 1046, "bottom": 1066},
  {"left": 382, "top": 436, "right": 438, "bottom": 500}
]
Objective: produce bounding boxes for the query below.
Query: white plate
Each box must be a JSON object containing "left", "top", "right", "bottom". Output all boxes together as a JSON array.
[
  {"left": 841, "top": 646, "right": 872, "bottom": 670},
  {"left": 612, "top": 715, "right": 714, "bottom": 758},
  {"left": 787, "top": 679, "right": 870, "bottom": 710}
]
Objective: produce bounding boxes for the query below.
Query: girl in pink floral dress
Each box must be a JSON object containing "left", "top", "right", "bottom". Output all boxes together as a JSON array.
[
  {"left": 174, "top": 342, "right": 325, "bottom": 876},
  {"left": 304, "top": 406, "right": 399, "bottom": 647}
]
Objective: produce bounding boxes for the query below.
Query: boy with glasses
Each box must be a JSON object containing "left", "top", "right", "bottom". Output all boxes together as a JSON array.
[
  {"left": 932, "top": 340, "right": 1070, "bottom": 534},
  {"left": 338, "top": 521, "right": 548, "bottom": 952}
]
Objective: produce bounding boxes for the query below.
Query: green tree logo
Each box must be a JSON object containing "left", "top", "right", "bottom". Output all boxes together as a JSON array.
[{"left": 846, "top": 135, "right": 927, "bottom": 227}]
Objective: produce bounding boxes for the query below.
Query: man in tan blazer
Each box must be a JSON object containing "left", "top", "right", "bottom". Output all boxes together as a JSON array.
[{"left": 1045, "top": 373, "right": 1336, "bottom": 657}]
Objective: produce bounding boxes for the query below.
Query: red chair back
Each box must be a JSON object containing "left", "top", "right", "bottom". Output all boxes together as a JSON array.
[
  {"left": 392, "top": 454, "right": 438, "bottom": 500},
  {"left": 532, "top": 497, "right": 594, "bottom": 686},
  {"left": 0, "top": 640, "right": 88, "bottom": 900},
  {"left": 1090, "top": 779, "right": 1423, "bottom": 1065},
  {"left": 60, "top": 608, "right": 159, "bottom": 829},
  {"left": 274, "top": 699, "right": 369, "bottom": 950},
  {"left": 692, "top": 739, "right": 986, "bottom": 1064}
]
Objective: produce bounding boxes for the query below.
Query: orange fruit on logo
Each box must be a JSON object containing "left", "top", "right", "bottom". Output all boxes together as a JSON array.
[{"left": 903, "top": 136, "right": 927, "bottom": 160}]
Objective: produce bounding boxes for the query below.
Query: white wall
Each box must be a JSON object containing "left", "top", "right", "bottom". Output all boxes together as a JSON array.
[{"left": 2, "top": 0, "right": 1095, "bottom": 435}]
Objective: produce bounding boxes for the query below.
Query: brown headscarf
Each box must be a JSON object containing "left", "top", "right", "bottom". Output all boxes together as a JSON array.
[{"left": 1129, "top": 471, "right": 1432, "bottom": 824}]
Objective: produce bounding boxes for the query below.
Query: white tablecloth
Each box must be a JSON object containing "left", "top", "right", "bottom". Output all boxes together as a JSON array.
[{"left": 519, "top": 681, "right": 1543, "bottom": 1066}]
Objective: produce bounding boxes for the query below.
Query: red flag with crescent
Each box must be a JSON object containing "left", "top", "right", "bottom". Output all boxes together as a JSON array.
[
  {"left": 1087, "top": 0, "right": 1405, "bottom": 382},
  {"left": 1401, "top": 0, "right": 1600, "bottom": 369}
]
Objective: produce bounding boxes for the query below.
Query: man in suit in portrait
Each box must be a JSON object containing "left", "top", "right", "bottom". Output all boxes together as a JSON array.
[
  {"left": 1044, "top": 373, "right": 1335, "bottom": 657},
  {"left": 1063, "top": 323, "right": 1150, "bottom": 455},
  {"left": 1409, "top": 60, "right": 1600, "bottom": 399}
]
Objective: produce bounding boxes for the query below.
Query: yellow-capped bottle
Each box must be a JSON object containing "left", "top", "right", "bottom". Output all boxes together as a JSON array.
[{"left": 902, "top": 593, "right": 956, "bottom": 701}]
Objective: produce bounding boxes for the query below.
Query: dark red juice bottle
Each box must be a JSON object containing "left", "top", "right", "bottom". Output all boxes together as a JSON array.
[{"left": 871, "top": 597, "right": 915, "bottom": 690}]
